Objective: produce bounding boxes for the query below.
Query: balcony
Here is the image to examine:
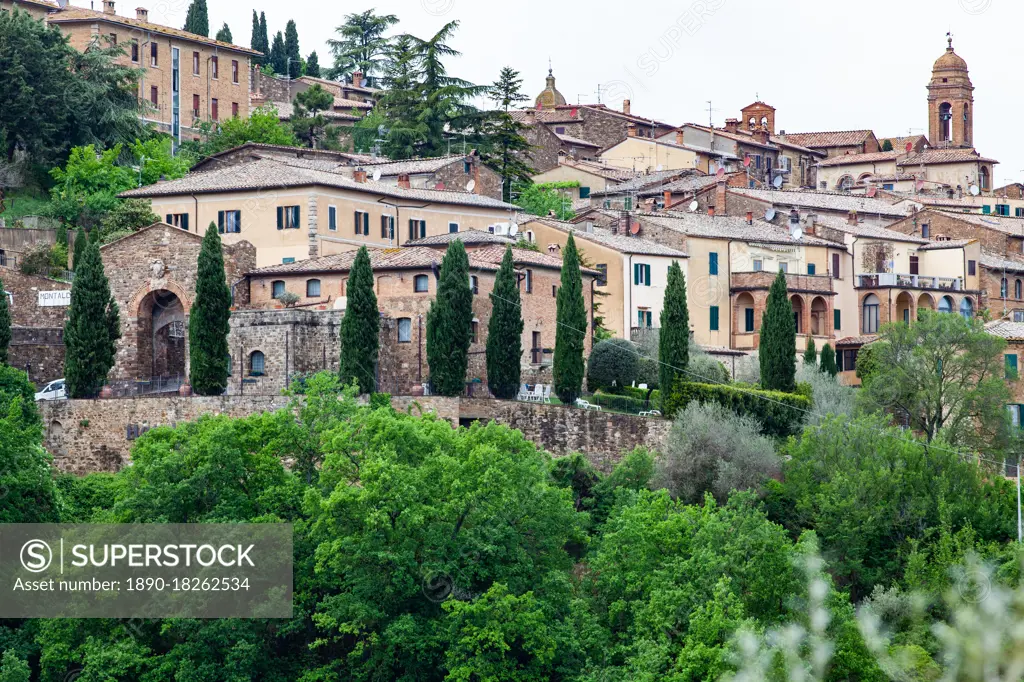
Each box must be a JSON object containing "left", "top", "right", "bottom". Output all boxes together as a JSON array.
[
  {"left": 855, "top": 273, "right": 963, "bottom": 291},
  {"left": 731, "top": 271, "right": 835, "bottom": 295}
]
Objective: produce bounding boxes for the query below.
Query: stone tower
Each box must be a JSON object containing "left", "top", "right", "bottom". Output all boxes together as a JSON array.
[
  {"left": 534, "top": 66, "right": 566, "bottom": 110},
  {"left": 927, "top": 35, "right": 974, "bottom": 148}
]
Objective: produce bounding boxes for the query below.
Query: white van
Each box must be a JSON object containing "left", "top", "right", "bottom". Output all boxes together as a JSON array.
[{"left": 34, "top": 379, "right": 67, "bottom": 401}]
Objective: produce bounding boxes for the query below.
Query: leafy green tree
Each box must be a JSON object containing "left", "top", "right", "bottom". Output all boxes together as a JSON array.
[
  {"left": 0, "top": 649, "right": 30, "bottom": 682},
  {"left": 482, "top": 67, "right": 535, "bottom": 190},
  {"left": 182, "top": 0, "right": 209, "bottom": 36},
  {"left": 189, "top": 223, "right": 231, "bottom": 395},
  {"left": 553, "top": 233, "right": 586, "bottom": 403},
  {"left": 427, "top": 240, "right": 473, "bottom": 395},
  {"left": 249, "top": 10, "right": 264, "bottom": 63},
  {"left": 819, "top": 342, "right": 837, "bottom": 376},
  {"left": 860, "top": 310, "right": 1009, "bottom": 447},
  {"left": 215, "top": 22, "right": 232, "bottom": 43},
  {"left": 514, "top": 181, "right": 577, "bottom": 220},
  {"left": 284, "top": 19, "right": 301, "bottom": 79},
  {"left": 760, "top": 269, "right": 796, "bottom": 392},
  {"left": 882, "top": 138, "right": 894, "bottom": 151},
  {"left": 486, "top": 245, "right": 523, "bottom": 399},
  {"left": 99, "top": 198, "right": 159, "bottom": 241},
  {"left": 803, "top": 336, "right": 817, "bottom": 365},
  {"left": 338, "top": 246, "right": 379, "bottom": 393},
  {"left": 659, "top": 260, "right": 689, "bottom": 395},
  {"left": 586, "top": 338, "right": 638, "bottom": 392},
  {"left": 305, "top": 50, "right": 321, "bottom": 77},
  {"left": 187, "top": 106, "right": 298, "bottom": 157},
  {"left": 326, "top": 9, "right": 399, "bottom": 82},
  {"left": 269, "top": 31, "right": 287, "bottom": 75},
  {"left": 0, "top": 278, "right": 9, "bottom": 364},
  {"left": 64, "top": 241, "right": 120, "bottom": 398},
  {"left": 291, "top": 84, "right": 335, "bottom": 149},
  {"left": 0, "top": 365, "right": 60, "bottom": 523},
  {"left": 376, "top": 35, "right": 427, "bottom": 159}
]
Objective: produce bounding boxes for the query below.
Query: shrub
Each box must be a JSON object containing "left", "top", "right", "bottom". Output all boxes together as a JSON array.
[
  {"left": 688, "top": 350, "right": 729, "bottom": 385},
  {"left": 796, "top": 362, "right": 854, "bottom": 426},
  {"left": 655, "top": 401, "right": 779, "bottom": 503},
  {"left": 590, "top": 391, "right": 650, "bottom": 413},
  {"left": 17, "top": 244, "right": 54, "bottom": 275},
  {"left": 586, "top": 338, "right": 639, "bottom": 392},
  {"left": 662, "top": 379, "right": 810, "bottom": 438}
]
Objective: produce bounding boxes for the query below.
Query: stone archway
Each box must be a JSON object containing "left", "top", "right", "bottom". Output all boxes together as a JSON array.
[{"left": 136, "top": 289, "right": 187, "bottom": 378}]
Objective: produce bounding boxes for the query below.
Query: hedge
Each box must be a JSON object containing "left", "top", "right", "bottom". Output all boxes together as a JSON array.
[
  {"left": 662, "top": 380, "right": 810, "bottom": 438},
  {"left": 590, "top": 391, "right": 653, "bottom": 413},
  {"left": 617, "top": 385, "right": 661, "bottom": 404}
]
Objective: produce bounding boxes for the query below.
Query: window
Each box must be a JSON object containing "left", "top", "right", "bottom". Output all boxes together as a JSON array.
[
  {"left": 277, "top": 206, "right": 300, "bottom": 229},
  {"left": 709, "top": 252, "right": 718, "bottom": 275},
  {"left": 271, "top": 281, "right": 285, "bottom": 298},
  {"left": 624, "top": 197, "right": 633, "bottom": 211},
  {"left": 637, "top": 309, "right": 653, "bottom": 328},
  {"left": 408, "top": 219, "right": 426, "bottom": 241},
  {"left": 968, "top": 260, "right": 976, "bottom": 276},
  {"left": 232, "top": 102, "right": 239, "bottom": 118},
  {"left": 633, "top": 263, "right": 651, "bottom": 286},
  {"left": 381, "top": 215, "right": 395, "bottom": 239},
  {"left": 151, "top": 42, "right": 158, "bottom": 67},
  {"left": 883, "top": 183, "right": 894, "bottom": 191},
  {"left": 192, "top": 51, "right": 199, "bottom": 75},
  {"left": 834, "top": 309, "right": 841, "bottom": 331},
  {"left": 1008, "top": 405, "right": 1024, "bottom": 430},
  {"left": 470, "top": 319, "right": 479, "bottom": 343},
  {"left": 921, "top": 224, "right": 930, "bottom": 238},
  {"left": 938, "top": 296, "right": 954, "bottom": 313},
  {"left": 779, "top": 262, "right": 789, "bottom": 273},
  {"left": 807, "top": 263, "right": 816, "bottom": 275},
  {"left": 306, "top": 279, "right": 321, "bottom": 297},
  {"left": 710, "top": 306, "right": 719, "bottom": 331},
  {"left": 595, "top": 264, "right": 608, "bottom": 286},
  {"left": 1007, "top": 354, "right": 1018, "bottom": 379},
  {"left": 414, "top": 274, "right": 429, "bottom": 293},
  {"left": 832, "top": 253, "right": 840, "bottom": 278},
  {"left": 841, "top": 349, "right": 858, "bottom": 373},
  {"left": 753, "top": 259, "right": 763, "bottom": 272},
  {"left": 211, "top": 98, "right": 218, "bottom": 120},
  {"left": 192, "top": 93, "right": 200, "bottom": 116},
  {"left": 862, "top": 294, "right": 880, "bottom": 334},
  {"left": 909, "top": 255, "right": 919, "bottom": 275},
  {"left": 579, "top": 186, "right": 591, "bottom": 199},
  {"left": 131, "top": 39, "right": 138, "bottom": 62},
  {"left": 744, "top": 307, "right": 755, "bottom": 332},
  {"left": 960, "top": 297, "right": 974, "bottom": 319},
  {"left": 1002, "top": 277, "right": 1009, "bottom": 298},
  {"left": 328, "top": 206, "right": 337, "bottom": 231},
  {"left": 997, "top": 204, "right": 1011, "bottom": 216},
  {"left": 525, "top": 269, "right": 533, "bottom": 293},
  {"left": 217, "top": 210, "right": 241, "bottom": 233},
  {"left": 448, "top": 222, "right": 459, "bottom": 233},
  {"left": 282, "top": 257, "right": 295, "bottom": 264},
  {"left": 470, "top": 275, "right": 479, "bottom": 294},
  {"left": 165, "top": 213, "right": 189, "bottom": 230},
  {"left": 150, "top": 85, "right": 158, "bottom": 107},
  {"left": 211, "top": 55, "right": 219, "bottom": 79},
  {"left": 983, "top": 205, "right": 992, "bottom": 215},
  {"left": 354, "top": 211, "right": 369, "bottom": 235},
  {"left": 1017, "top": 280, "right": 1022, "bottom": 300},
  {"left": 603, "top": 200, "right": 611, "bottom": 209},
  {"left": 552, "top": 285, "right": 557, "bottom": 297},
  {"left": 231, "top": 59, "right": 239, "bottom": 83},
  {"left": 532, "top": 331, "right": 543, "bottom": 363},
  {"left": 555, "top": 126, "right": 565, "bottom": 134},
  {"left": 248, "top": 351, "right": 265, "bottom": 376},
  {"left": 1017, "top": 208, "right": 1024, "bottom": 218},
  {"left": 398, "top": 318, "right": 412, "bottom": 342}
]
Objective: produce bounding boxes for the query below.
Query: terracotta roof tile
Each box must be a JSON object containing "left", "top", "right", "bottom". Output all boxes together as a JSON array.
[
  {"left": 835, "top": 334, "right": 879, "bottom": 347},
  {"left": 816, "top": 151, "right": 903, "bottom": 167},
  {"left": 898, "top": 148, "right": 999, "bottom": 165},
  {"left": 589, "top": 210, "right": 840, "bottom": 248},
  {"left": 981, "top": 251, "right": 1024, "bottom": 273},
  {"left": 917, "top": 239, "right": 975, "bottom": 250},
  {"left": 985, "top": 321, "right": 1024, "bottom": 339},
  {"left": 408, "top": 229, "right": 514, "bottom": 246},
  {"left": 776, "top": 130, "right": 876, "bottom": 149},
  {"left": 523, "top": 217, "right": 688, "bottom": 257},
  {"left": 727, "top": 187, "right": 911, "bottom": 217},
  {"left": 810, "top": 214, "right": 928, "bottom": 243}
]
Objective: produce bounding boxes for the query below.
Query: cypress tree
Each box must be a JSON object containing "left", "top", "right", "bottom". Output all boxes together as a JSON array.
[
  {"left": 802, "top": 336, "right": 817, "bottom": 366},
  {"left": 305, "top": 51, "right": 321, "bottom": 77},
  {"left": 284, "top": 20, "right": 301, "bottom": 78},
  {"left": 215, "top": 22, "right": 232, "bottom": 43},
  {"left": 188, "top": 223, "right": 231, "bottom": 395},
  {"left": 0, "top": 278, "right": 10, "bottom": 365},
  {"left": 182, "top": 0, "right": 209, "bottom": 37},
  {"left": 339, "top": 246, "right": 379, "bottom": 393},
  {"left": 72, "top": 229, "right": 87, "bottom": 270},
  {"left": 426, "top": 240, "right": 473, "bottom": 396},
  {"left": 64, "top": 241, "right": 120, "bottom": 398},
  {"left": 486, "top": 245, "right": 523, "bottom": 399},
  {"left": 819, "top": 342, "right": 838, "bottom": 377},
  {"left": 258, "top": 12, "right": 269, "bottom": 58},
  {"left": 760, "top": 269, "right": 796, "bottom": 393},
  {"left": 658, "top": 260, "right": 689, "bottom": 394},
  {"left": 250, "top": 11, "right": 263, "bottom": 64},
  {"left": 553, "top": 233, "right": 586, "bottom": 404},
  {"left": 270, "top": 31, "right": 287, "bottom": 75}
]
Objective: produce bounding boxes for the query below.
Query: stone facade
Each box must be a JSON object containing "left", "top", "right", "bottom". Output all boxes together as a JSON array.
[
  {"left": 887, "top": 210, "right": 1024, "bottom": 257},
  {"left": 0, "top": 227, "right": 57, "bottom": 265},
  {"left": 10, "top": 327, "right": 65, "bottom": 385},
  {"left": 730, "top": 272, "right": 835, "bottom": 350},
  {"left": 0, "top": 268, "right": 72, "bottom": 327}
]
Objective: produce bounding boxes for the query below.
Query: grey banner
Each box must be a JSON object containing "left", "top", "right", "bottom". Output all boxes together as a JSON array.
[{"left": 0, "top": 524, "right": 292, "bottom": 618}]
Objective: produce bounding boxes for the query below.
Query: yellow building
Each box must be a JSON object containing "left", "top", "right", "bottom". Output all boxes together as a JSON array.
[
  {"left": 1, "top": 0, "right": 55, "bottom": 19},
  {"left": 120, "top": 158, "right": 518, "bottom": 267},
  {"left": 599, "top": 135, "right": 702, "bottom": 174}
]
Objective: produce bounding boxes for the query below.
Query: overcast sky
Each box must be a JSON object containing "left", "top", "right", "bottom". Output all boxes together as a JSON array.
[{"left": 86, "top": 0, "right": 1018, "bottom": 183}]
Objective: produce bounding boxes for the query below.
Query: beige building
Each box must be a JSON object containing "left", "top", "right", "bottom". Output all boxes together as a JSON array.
[
  {"left": 2, "top": 0, "right": 55, "bottom": 19},
  {"left": 599, "top": 135, "right": 703, "bottom": 174},
  {"left": 119, "top": 157, "right": 518, "bottom": 267},
  {"left": 530, "top": 158, "right": 636, "bottom": 202},
  {"left": 47, "top": 0, "right": 260, "bottom": 143}
]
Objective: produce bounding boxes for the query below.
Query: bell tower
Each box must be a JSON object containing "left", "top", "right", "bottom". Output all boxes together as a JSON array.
[{"left": 927, "top": 34, "right": 974, "bottom": 148}]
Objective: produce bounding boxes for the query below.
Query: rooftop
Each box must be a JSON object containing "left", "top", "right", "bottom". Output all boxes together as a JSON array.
[
  {"left": 897, "top": 148, "right": 999, "bottom": 166},
  {"left": 925, "top": 210, "right": 1024, "bottom": 236},
  {"left": 981, "top": 251, "right": 1024, "bottom": 274},
  {"left": 523, "top": 216, "right": 688, "bottom": 257},
  {"left": 835, "top": 334, "right": 879, "bottom": 347},
  {"left": 637, "top": 174, "right": 720, "bottom": 197},
  {"left": 727, "top": 187, "right": 912, "bottom": 217},
  {"left": 407, "top": 229, "right": 515, "bottom": 247},
  {"left": 548, "top": 158, "right": 637, "bottom": 182},
  {"left": 917, "top": 239, "right": 975, "bottom": 250},
  {"left": 816, "top": 151, "right": 904, "bottom": 167},
  {"left": 597, "top": 210, "right": 840, "bottom": 248},
  {"left": 776, "top": 130, "right": 877, "bottom": 149},
  {"left": 590, "top": 169, "right": 701, "bottom": 196},
  {"left": 985, "top": 321, "right": 1024, "bottom": 340},
  {"left": 810, "top": 213, "right": 928, "bottom": 243}
]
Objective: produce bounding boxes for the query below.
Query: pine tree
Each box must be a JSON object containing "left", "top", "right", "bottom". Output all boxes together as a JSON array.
[
  {"left": 215, "top": 22, "right": 232, "bottom": 43},
  {"left": 258, "top": 12, "right": 269, "bottom": 59},
  {"left": 339, "top": 246, "right": 379, "bottom": 393},
  {"left": 305, "top": 51, "right": 321, "bottom": 77},
  {"left": 64, "top": 241, "right": 120, "bottom": 398},
  {"left": 760, "top": 269, "right": 796, "bottom": 393},
  {"left": 326, "top": 10, "right": 398, "bottom": 82},
  {"left": 188, "top": 223, "right": 231, "bottom": 395},
  {"left": 72, "top": 229, "right": 87, "bottom": 269},
  {"left": 659, "top": 260, "right": 689, "bottom": 394},
  {"left": 182, "top": 0, "right": 209, "bottom": 37},
  {"left": 803, "top": 336, "right": 817, "bottom": 366},
  {"left": 284, "top": 20, "right": 301, "bottom": 79},
  {"left": 882, "top": 138, "right": 894, "bottom": 151},
  {"left": 250, "top": 11, "right": 263, "bottom": 64},
  {"left": 486, "top": 245, "right": 523, "bottom": 398},
  {"left": 553, "top": 233, "right": 586, "bottom": 404},
  {"left": 819, "top": 342, "right": 838, "bottom": 377},
  {"left": 269, "top": 31, "right": 287, "bottom": 75},
  {"left": 483, "top": 66, "right": 535, "bottom": 191},
  {"left": 0, "top": 278, "right": 10, "bottom": 365},
  {"left": 426, "top": 240, "right": 473, "bottom": 396}
]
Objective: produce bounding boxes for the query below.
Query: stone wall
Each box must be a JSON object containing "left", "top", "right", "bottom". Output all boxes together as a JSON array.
[
  {"left": 0, "top": 227, "right": 56, "bottom": 255},
  {"left": 0, "top": 267, "right": 72, "bottom": 327},
  {"left": 11, "top": 327, "right": 65, "bottom": 385}
]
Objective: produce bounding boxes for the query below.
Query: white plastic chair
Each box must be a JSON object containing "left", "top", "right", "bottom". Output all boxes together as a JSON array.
[
  {"left": 528, "top": 385, "right": 544, "bottom": 402},
  {"left": 516, "top": 384, "right": 531, "bottom": 401},
  {"left": 541, "top": 385, "right": 553, "bottom": 403}
]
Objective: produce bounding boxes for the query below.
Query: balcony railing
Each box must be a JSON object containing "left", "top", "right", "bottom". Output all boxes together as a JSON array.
[
  {"left": 855, "top": 273, "right": 963, "bottom": 290},
  {"left": 731, "top": 271, "right": 835, "bottom": 293}
]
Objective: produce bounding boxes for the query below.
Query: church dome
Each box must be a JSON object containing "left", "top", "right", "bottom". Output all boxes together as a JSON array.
[
  {"left": 534, "top": 68, "right": 566, "bottom": 110},
  {"left": 933, "top": 47, "right": 968, "bottom": 72}
]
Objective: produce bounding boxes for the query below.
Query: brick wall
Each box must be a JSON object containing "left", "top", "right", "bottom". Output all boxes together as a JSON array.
[
  {"left": 433, "top": 159, "right": 504, "bottom": 200},
  {"left": 522, "top": 124, "right": 563, "bottom": 172},
  {"left": 10, "top": 327, "right": 65, "bottom": 385},
  {"left": 888, "top": 211, "right": 1020, "bottom": 256},
  {"left": 0, "top": 268, "right": 72, "bottom": 327}
]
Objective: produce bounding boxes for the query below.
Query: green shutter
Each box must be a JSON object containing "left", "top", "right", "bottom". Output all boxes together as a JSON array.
[
  {"left": 710, "top": 306, "right": 719, "bottom": 331},
  {"left": 709, "top": 252, "right": 718, "bottom": 275},
  {"left": 644, "top": 264, "right": 651, "bottom": 286},
  {"left": 834, "top": 309, "right": 841, "bottom": 330},
  {"left": 983, "top": 205, "right": 991, "bottom": 214},
  {"left": 276, "top": 206, "right": 283, "bottom": 229},
  {"left": 1007, "top": 354, "right": 1018, "bottom": 379},
  {"left": 634, "top": 264, "right": 640, "bottom": 285},
  {"left": 807, "top": 263, "right": 816, "bottom": 275},
  {"left": 217, "top": 211, "right": 224, "bottom": 233}
]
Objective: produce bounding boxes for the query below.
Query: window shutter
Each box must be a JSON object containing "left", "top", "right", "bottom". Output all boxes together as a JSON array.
[
  {"left": 363, "top": 212, "right": 369, "bottom": 235},
  {"left": 709, "top": 252, "right": 718, "bottom": 275},
  {"left": 165, "top": 214, "right": 172, "bottom": 224},
  {"left": 277, "top": 207, "right": 284, "bottom": 230},
  {"left": 644, "top": 265, "right": 651, "bottom": 286},
  {"left": 807, "top": 263, "right": 816, "bottom": 275},
  {"left": 1007, "top": 354, "right": 1018, "bottom": 378},
  {"left": 217, "top": 211, "right": 224, "bottom": 234},
  {"left": 633, "top": 264, "right": 639, "bottom": 285},
  {"left": 834, "top": 309, "right": 841, "bottom": 330},
  {"left": 182, "top": 214, "right": 189, "bottom": 231},
  {"left": 710, "top": 306, "right": 719, "bottom": 330}
]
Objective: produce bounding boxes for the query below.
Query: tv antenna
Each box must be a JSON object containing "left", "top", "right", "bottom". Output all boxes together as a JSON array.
[{"left": 705, "top": 100, "right": 720, "bottom": 127}]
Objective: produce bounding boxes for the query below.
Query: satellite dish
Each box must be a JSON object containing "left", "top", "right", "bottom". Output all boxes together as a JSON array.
[
  {"left": 688, "top": 200, "right": 699, "bottom": 213},
  {"left": 765, "top": 208, "right": 777, "bottom": 221},
  {"left": 509, "top": 222, "right": 519, "bottom": 236},
  {"left": 790, "top": 226, "right": 803, "bottom": 241},
  {"left": 715, "top": 167, "right": 725, "bottom": 179},
  {"left": 772, "top": 175, "right": 783, "bottom": 188},
  {"left": 905, "top": 142, "right": 913, "bottom": 153},
  {"left": 630, "top": 221, "right": 641, "bottom": 235},
  {"left": 866, "top": 186, "right": 877, "bottom": 198},
  {"left": 969, "top": 184, "right": 980, "bottom": 196},
  {"left": 371, "top": 168, "right": 382, "bottom": 181},
  {"left": 466, "top": 179, "right": 476, "bottom": 192},
  {"left": 743, "top": 155, "right": 751, "bottom": 168},
  {"left": 915, "top": 179, "right": 925, "bottom": 192},
  {"left": 435, "top": 181, "right": 446, "bottom": 190},
  {"left": 655, "top": 164, "right": 664, "bottom": 172},
  {"left": 360, "top": 78, "right": 369, "bottom": 87},
  {"left": 570, "top": 107, "right": 578, "bottom": 117}
]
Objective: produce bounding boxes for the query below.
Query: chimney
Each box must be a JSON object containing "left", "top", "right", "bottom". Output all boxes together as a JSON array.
[
  {"left": 525, "top": 109, "right": 536, "bottom": 124},
  {"left": 745, "top": 210, "right": 753, "bottom": 225},
  {"left": 708, "top": 206, "right": 715, "bottom": 218},
  {"left": 622, "top": 99, "right": 631, "bottom": 115},
  {"left": 102, "top": 0, "right": 114, "bottom": 13},
  {"left": 397, "top": 173, "right": 410, "bottom": 189},
  {"left": 724, "top": 118, "right": 739, "bottom": 133},
  {"left": 847, "top": 210, "right": 858, "bottom": 225},
  {"left": 753, "top": 128, "right": 769, "bottom": 144},
  {"left": 626, "top": 123, "right": 637, "bottom": 137},
  {"left": 351, "top": 70, "right": 363, "bottom": 86},
  {"left": 135, "top": 6, "right": 147, "bottom": 20},
  {"left": 675, "top": 129, "right": 684, "bottom": 146},
  {"left": 716, "top": 179, "right": 727, "bottom": 215},
  {"left": 663, "top": 190, "right": 672, "bottom": 208},
  {"left": 354, "top": 168, "right": 367, "bottom": 183}
]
